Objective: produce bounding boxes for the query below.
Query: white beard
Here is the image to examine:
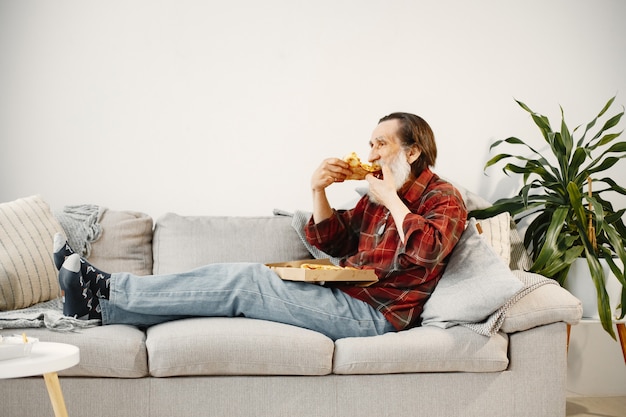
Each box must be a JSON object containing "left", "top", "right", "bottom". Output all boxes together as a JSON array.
[{"left": 367, "top": 151, "right": 412, "bottom": 204}]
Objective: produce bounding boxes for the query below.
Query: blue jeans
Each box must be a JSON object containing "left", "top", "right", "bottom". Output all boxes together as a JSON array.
[{"left": 99, "top": 262, "right": 395, "bottom": 340}]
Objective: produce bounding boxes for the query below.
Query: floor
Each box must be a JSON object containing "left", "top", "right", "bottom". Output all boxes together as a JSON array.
[{"left": 566, "top": 396, "right": 626, "bottom": 417}]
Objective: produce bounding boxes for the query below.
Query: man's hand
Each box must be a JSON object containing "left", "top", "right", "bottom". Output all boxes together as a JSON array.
[
  {"left": 365, "top": 164, "right": 398, "bottom": 207},
  {"left": 311, "top": 158, "right": 352, "bottom": 191},
  {"left": 366, "top": 164, "right": 411, "bottom": 243},
  {"left": 311, "top": 158, "right": 351, "bottom": 224}
]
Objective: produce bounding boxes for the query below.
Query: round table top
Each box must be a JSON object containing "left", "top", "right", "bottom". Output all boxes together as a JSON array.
[{"left": 0, "top": 342, "right": 80, "bottom": 379}]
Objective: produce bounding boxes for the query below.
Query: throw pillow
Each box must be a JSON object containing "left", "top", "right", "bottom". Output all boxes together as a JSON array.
[
  {"left": 0, "top": 195, "right": 64, "bottom": 310},
  {"left": 421, "top": 218, "right": 524, "bottom": 328},
  {"left": 475, "top": 211, "right": 511, "bottom": 265}
]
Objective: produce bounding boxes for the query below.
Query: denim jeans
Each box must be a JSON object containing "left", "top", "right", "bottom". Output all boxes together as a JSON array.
[{"left": 99, "top": 262, "right": 395, "bottom": 340}]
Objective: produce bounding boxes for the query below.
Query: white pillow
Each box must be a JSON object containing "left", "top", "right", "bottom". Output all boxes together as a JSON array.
[
  {"left": 0, "top": 195, "right": 64, "bottom": 310},
  {"left": 475, "top": 211, "right": 511, "bottom": 265},
  {"left": 421, "top": 218, "right": 524, "bottom": 328}
]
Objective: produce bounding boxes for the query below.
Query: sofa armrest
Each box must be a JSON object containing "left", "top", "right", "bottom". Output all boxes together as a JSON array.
[{"left": 500, "top": 270, "right": 583, "bottom": 333}]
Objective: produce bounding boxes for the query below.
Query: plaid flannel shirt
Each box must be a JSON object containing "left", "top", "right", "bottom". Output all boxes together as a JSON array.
[{"left": 305, "top": 168, "right": 467, "bottom": 331}]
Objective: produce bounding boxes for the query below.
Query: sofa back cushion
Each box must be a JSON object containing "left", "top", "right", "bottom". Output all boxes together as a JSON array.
[
  {"left": 87, "top": 209, "right": 153, "bottom": 275},
  {"left": 153, "top": 214, "right": 312, "bottom": 274}
]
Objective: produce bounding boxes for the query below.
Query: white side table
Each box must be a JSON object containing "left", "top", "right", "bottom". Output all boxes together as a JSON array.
[
  {"left": 0, "top": 342, "right": 80, "bottom": 417},
  {"left": 567, "top": 319, "right": 626, "bottom": 364}
]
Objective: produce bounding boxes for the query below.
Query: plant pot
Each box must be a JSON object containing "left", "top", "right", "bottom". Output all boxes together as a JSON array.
[{"left": 564, "top": 257, "right": 622, "bottom": 320}]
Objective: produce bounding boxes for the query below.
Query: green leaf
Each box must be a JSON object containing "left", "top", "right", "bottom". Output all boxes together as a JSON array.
[
  {"left": 597, "top": 96, "right": 617, "bottom": 119},
  {"left": 531, "top": 206, "right": 569, "bottom": 273},
  {"left": 589, "top": 132, "right": 623, "bottom": 151},
  {"left": 577, "top": 96, "right": 618, "bottom": 146},
  {"left": 595, "top": 177, "right": 626, "bottom": 196},
  {"left": 560, "top": 106, "right": 574, "bottom": 158},
  {"left": 586, "top": 156, "right": 620, "bottom": 175},
  {"left": 582, "top": 253, "right": 616, "bottom": 339},
  {"left": 568, "top": 148, "right": 587, "bottom": 178},
  {"left": 592, "top": 110, "right": 624, "bottom": 141}
]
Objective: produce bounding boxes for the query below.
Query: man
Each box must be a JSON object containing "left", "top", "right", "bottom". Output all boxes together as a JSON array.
[
  {"left": 56, "top": 112, "right": 466, "bottom": 340},
  {"left": 307, "top": 112, "right": 467, "bottom": 331}
]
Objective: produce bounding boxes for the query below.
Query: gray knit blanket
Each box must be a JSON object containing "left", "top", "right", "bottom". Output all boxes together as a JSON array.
[
  {"left": 54, "top": 204, "right": 104, "bottom": 258},
  {"left": 461, "top": 271, "right": 556, "bottom": 336},
  {"left": 0, "top": 298, "right": 100, "bottom": 331}
]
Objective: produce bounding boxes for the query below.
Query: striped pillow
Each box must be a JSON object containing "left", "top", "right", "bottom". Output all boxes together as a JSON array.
[
  {"left": 475, "top": 212, "right": 511, "bottom": 265},
  {"left": 0, "top": 195, "right": 64, "bottom": 310}
]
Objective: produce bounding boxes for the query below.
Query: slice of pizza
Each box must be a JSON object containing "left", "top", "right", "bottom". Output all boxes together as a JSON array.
[{"left": 343, "top": 152, "right": 381, "bottom": 180}]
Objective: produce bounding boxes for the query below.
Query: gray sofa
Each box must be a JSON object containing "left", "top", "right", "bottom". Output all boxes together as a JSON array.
[{"left": 0, "top": 190, "right": 582, "bottom": 417}]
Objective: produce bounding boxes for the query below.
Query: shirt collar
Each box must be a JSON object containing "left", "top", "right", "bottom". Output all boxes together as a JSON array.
[{"left": 399, "top": 167, "right": 434, "bottom": 205}]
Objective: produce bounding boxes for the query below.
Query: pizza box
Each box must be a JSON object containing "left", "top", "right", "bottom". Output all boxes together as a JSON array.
[{"left": 266, "top": 258, "right": 378, "bottom": 285}]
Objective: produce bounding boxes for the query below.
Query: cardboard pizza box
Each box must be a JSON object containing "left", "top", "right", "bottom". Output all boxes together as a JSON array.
[{"left": 266, "top": 258, "right": 378, "bottom": 286}]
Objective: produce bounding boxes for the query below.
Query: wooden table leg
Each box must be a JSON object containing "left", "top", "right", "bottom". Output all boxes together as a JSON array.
[
  {"left": 566, "top": 324, "right": 571, "bottom": 353},
  {"left": 43, "top": 372, "right": 69, "bottom": 417},
  {"left": 617, "top": 323, "right": 626, "bottom": 365}
]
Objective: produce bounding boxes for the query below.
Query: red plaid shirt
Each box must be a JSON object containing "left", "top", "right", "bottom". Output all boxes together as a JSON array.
[{"left": 305, "top": 168, "right": 467, "bottom": 331}]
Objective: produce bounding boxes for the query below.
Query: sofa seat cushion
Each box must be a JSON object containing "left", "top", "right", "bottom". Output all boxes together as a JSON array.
[
  {"left": 333, "top": 325, "right": 509, "bottom": 375},
  {"left": 146, "top": 317, "right": 334, "bottom": 377},
  {"left": 0, "top": 324, "right": 148, "bottom": 378}
]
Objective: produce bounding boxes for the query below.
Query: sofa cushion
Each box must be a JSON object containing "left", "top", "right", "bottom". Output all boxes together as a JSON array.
[
  {"left": 153, "top": 214, "right": 312, "bottom": 274},
  {"left": 88, "top": 209, "right": 153, "bottom": 275},
  {"left": 146, "top": 317, "right": 334, "bottom": 377},
  {"left": 509, "top": 224, "right": 533, "bottom": 271},
  {"left": 0, "top": 196, "right": 64, "bottom": 310},
  {"left": 421, "top": 218, "right": 524, "bottom": 328},
  {"left": 501, "top": 270, "right": 583, "bottom": 333},
  {"left": 475, "top": 211, "right": 511, "bottom": 265},
  {"left": 0, "top": 324, "right": 148, "bottom": 378},
  {"left": 333, "top": 325, "right": 509, "bottom": 374}
]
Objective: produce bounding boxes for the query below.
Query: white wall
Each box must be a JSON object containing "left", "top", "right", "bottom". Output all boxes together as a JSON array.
[
  {"left": 1, "top": 0, "right": 626, "bottom": 395},
  {"left": 2, "top": 0, "right": 625, "bottom": 219}
]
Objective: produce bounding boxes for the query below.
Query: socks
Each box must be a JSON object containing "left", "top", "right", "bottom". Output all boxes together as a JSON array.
[
  {"left": 53, "top": 233, "right": 111, "bottom": 300},
  {"left": 80, "top": 257, "right": 111, "bottom": 300},
  {"left": 59, "top": 254, "right": 101, "bottom": 320},
  {"left": 53, "top": 232, "right": 74, "bottom": 270}
]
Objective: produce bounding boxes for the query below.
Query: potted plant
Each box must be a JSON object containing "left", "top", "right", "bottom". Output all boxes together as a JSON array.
[{"left": 470, "top": 96, "right": 626, "bottom": 339}]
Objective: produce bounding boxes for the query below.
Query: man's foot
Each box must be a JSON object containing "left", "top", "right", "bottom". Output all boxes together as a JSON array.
[
  {"left": 80, "top": 257, "right": 111, "bottom": 300},
  {"left": 53, "top": 232, "right": 74, "bottom": 270},
  {"left": 53, "top": 233, "right": 111, "bottom": 299},
  {"left": 59, "top": 254, "right": 102, "bottom": 320}
]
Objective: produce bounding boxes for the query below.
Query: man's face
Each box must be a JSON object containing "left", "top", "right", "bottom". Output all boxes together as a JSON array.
[
  {"left": 368, "top": 119, "right": 413, "bottom": 191},
  {"left": 367, "top": 119, "right": 405, "bottom": 167}
]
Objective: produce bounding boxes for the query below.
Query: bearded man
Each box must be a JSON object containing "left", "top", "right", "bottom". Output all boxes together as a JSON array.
[
  {"left": 55, "top": 112, "right": 466, "bottom": 340},
  {"left": 307, "top": 112, "right": 467, "bottom": 332}
]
